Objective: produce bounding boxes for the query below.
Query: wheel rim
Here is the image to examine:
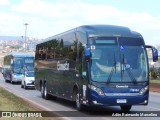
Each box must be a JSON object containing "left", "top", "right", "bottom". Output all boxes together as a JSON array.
[
  {"left": 24, "top": 82, "right": 26, "bottom": 88},
  {"left": 44, "top": 85, "right": 47, "bottom": 97},
  {"left": 41, "top": 86, "right": 44, "bottom": 95},
  {"left": 76, "top": 93, "right": 80, "bottom": 108}
]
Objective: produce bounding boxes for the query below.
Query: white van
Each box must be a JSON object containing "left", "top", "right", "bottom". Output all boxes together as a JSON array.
[{"left": 21, "top": 71, "right": 35, "bottom": 89}]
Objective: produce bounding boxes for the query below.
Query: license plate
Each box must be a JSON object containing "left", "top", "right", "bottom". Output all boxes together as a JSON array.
[{"left": 117, "top": 99, "right": 127, "bottom": 103}]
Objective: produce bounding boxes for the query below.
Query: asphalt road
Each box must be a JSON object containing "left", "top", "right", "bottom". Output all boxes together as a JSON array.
[{"left": 0, "top": 73, "right": 159, "bottom": 120}]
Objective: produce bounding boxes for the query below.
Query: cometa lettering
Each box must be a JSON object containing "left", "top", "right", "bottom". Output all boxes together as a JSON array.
[{"left": 57, "top": 61, "right": 69, "bottom": 71}]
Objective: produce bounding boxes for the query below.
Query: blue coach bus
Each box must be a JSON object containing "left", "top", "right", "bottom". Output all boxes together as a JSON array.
[
  {"left": 3, "top": 52, "right": 34, "bottom": 83},
  {"left": 35, "top": 25, "right": 158, "bottom": 111}
]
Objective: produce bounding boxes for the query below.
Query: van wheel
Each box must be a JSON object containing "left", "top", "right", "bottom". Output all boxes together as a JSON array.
[
  {"left": 24, "top": 82, "right": 27, "bottom": 89},
  {"left": 44, "top": 82, "right": 50, "bottom": 100},
  {"left": 75, "top": 91, "right": 83, "bottom": 111},
  {"left": 120, "top": 105, "right": 132, "bottom": 112},
  {"left": 21, "top": 82, "right": 24, "bottom": 88}
]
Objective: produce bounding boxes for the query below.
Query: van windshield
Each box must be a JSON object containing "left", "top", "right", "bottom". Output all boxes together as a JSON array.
[{"left": 26, "top": 71, "right": 34, "bottom": 77}]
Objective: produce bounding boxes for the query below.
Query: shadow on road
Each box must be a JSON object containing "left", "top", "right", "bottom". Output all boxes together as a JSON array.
[{"left": 39, "top": 95, "right": 129, "bottom": 117}]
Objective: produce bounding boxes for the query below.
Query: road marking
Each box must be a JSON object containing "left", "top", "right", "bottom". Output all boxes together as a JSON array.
[{"left": 147, "top": 106, "right": 160, "bottom": 111}]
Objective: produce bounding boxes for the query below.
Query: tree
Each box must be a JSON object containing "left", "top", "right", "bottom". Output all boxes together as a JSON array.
[
  {"left": 150, "top": 67, "right": 157, "bottom": 79},
  {"left": 10, "top": 45, "right": 21, "bottom": 49}
]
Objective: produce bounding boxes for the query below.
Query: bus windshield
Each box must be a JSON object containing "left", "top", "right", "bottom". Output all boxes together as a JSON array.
[
  {"left": 90, "top": 37, "right": 148, "bottom": 83},
  {"left": 13, "top": 57, "right": 34, "bottom": 73}
]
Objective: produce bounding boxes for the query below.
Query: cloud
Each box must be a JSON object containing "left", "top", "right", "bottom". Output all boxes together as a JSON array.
[
  {"left": 0, "top": 0, "right": 9, "bottom": 5},
  {"left": 1, "top": 0, "right": 160, "bottom": 45},
  {"left": 11, "top": 0, "right": 160, "bottom": 26},
  {"left": 11, "top": 0, "right": 75, "bottom": 18},
  {"left": 0, "top": 12, "right": 23, "bottom": 34}
]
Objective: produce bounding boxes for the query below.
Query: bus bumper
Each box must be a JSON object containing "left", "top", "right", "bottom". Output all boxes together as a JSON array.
[
  {"left": 12, "top": 74, "right": 23, "bottom": 82},
  {"left": 83, "top": 91, "right": 149, "bottom": 106}
]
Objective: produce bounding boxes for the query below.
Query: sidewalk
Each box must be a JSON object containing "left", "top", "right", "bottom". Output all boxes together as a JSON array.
[{"left": 150, "top": 83, "right": 160, "bottom": 93}]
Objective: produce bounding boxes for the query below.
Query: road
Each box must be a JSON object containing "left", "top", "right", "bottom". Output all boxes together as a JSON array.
[{"left": 0, "top": 73, "right": 159, "bottom": 120}]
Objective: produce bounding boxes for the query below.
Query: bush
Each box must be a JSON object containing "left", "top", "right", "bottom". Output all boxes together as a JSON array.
[{"left": 150, "top": 67, "right": 160, "bottom": 79}]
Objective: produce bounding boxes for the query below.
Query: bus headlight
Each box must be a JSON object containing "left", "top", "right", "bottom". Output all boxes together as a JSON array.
[
  {"left": 140, "top": 86, "right": 148, "bottom": 95},
  {"left": 13, "top": 74, "right": 16, "bottom": 78},
  {"left": 12, "top": 74, "right": 18, "bottom": 78},
  {"left": 88, "top": 85, "right": 104, "bottom": 96}
]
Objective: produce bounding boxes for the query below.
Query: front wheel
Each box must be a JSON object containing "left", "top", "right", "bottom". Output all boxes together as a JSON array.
[
  {"left": 10, "top": 76, "right": 14, "bottom": 84},
  {"left": 120, "top": 105, "right": 132, "bottom": 112},
  {"left": 24, "top": 82, "right": 27, "bottom": 89},
  {"left": 21, "top": 82, "right": 24, "bottom": 88},
  {"left": 75, "top": 92, "right": 83, "bottom": 111}
]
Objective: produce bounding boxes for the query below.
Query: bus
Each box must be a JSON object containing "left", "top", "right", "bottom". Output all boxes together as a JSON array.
[
  {"left": 3, "top": 52, "right": 34, "bottom": 83},
  {"left": 35, "top": 25, "right": 158, "bottom": 111}
]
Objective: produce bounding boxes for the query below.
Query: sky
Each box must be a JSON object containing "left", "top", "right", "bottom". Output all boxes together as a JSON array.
[{"left": 0, "top": 0, "right": 160, "bottom": 46}]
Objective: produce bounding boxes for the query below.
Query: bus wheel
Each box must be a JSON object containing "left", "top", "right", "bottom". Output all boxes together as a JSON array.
[
  {"left": 120, "top": 105, "right": 132, "bottom": 112},
  {"left": 5, "top": 79, "right": 8, "bottom": 83},
  {"left": 10, "top": 75, "right": 14, "bottom": 84},
  {"left": 11, "top": 79, "right": 14, "bottom": 84},
  {"left": 75, "top": 92, "right": 83, "bottom": 111},
  {"left": 41, "top": 84, "right": 44, "bottom": 98},
  {"left": 44, "top": 83, "right": 50, "bottom": 100}
]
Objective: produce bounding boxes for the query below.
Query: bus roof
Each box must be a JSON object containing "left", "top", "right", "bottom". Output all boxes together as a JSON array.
[
  {"left": 39, "top": 25, "right": 143, "bottom": 44},
  {"left": 5, "top": 51, "right": 34, "bottom": 57},
  {"left": 77, "top": 25, "right": 142, "bottom": 38}
]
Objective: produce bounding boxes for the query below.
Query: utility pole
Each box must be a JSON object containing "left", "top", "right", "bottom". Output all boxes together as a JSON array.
[{"left": 24, "top": 23, "right": 29, "bottom": 51}]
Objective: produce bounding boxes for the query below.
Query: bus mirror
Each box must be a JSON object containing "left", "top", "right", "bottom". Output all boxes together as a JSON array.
[
  {"left": 84, "top": 48, "right": 91, "bottom": 62},
  {"left": 146, "top": 45, "right": 158, "bottom": 62},
  {"left": 152, "top": 47, "right": 158, "bottom": 62}
]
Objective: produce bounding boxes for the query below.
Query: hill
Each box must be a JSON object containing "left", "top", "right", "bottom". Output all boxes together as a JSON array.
[{"left": 0, "top": 36, "right": 25, "bottom": 41}]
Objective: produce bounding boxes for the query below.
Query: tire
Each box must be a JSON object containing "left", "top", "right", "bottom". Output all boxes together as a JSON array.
[
  {"left": 21, "top": 82, "right": 24, "bottom": 88},
  {"left": 11, "top": 78, "right": 14, "bottom": 84},
  {"left": 44, "top": 82, "right": 50, "bottom": 100},
  {"left": 10, "top": 75, "right": 14, "bottom": 84},
  {"left": 41, "top": 84, "right": 44, "bottom": 98},
  {"left": 5, "top": 79, "right": 8, "bottom": 83},
  {"left": 120, "top": 105, "right": 132, "bottom": 112},
  {"left": 24, "top": 82, "right": 27, "bottom": 89},
  {"left": 75, "top": 91, "right": 83, "bottom": 111}
]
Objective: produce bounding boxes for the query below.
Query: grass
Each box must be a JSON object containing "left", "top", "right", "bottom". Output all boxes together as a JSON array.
[
  {"left": 0, "top": 87, "right": 62, "bottom": 120},
  {"left": 150, "top": 79, "right": 160, "bottom": 84},
  {"left": 0, "top": 87, "right": 35, "bottom": 111}
]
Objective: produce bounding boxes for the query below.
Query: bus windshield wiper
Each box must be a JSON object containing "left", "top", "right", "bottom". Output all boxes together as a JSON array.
[
  {"left": 106, "top": 53, "right": 116, "bottom": 84},
  {"left": 122, "top": 54, "right": 137, "bottom": 84}
]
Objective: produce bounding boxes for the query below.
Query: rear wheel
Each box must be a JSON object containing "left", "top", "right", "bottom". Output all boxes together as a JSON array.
[
  {"left": 120, "top": 105, "right": 132, "bottom": 112},
  {"left": 41, "top": 84, "right": 44, "bottom": 98},
  {"left": 44, "top": 82, "right": 50, "bottom": 100},
  {"left": 24, "top": 82, "right": 27, "bottom": 89},
  {"left": 21, "top": 82, "right": 24, "bottom": 88}
]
